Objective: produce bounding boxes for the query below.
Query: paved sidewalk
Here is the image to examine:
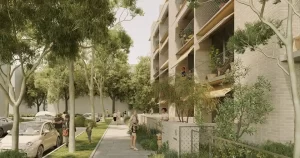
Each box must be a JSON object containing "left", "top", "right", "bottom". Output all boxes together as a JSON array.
[{"left": 91, "top": 124, "right": 153, "bottom": 158}]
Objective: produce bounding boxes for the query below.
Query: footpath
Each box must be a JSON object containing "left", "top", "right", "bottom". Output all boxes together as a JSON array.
[{"left": 90, "top": 124, "right": 153, "bottom": 158}]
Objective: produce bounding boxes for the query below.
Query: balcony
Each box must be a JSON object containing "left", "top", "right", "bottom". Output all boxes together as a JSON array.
[
  {"left": 176, "top": 0, "right": 188, "bottom": 17},
  {"left": 177, "top": 19, "right": 194, "bottom": 56},
  {"left": 196, "top": 0, "right": 233, "bottom": 37},
  {"left": 160, "top": 60, "right": 169, "bottom": 70},
  {"left": 160, "top": 16, "right": 169, "bottom": 44}
]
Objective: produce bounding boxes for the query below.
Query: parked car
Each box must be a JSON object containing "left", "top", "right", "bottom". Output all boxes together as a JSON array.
[
  {"left": 83, "top": 113, "right": 100, "bottom": 122},
  {"left": 35, "top": 111, "right": 56, "bottom": 122},
  {"left": 0, "top": 117, "right": 13, "bottom": 137},
  {"left": 0, "top": 121, "right": 61, "bottom": 158}
]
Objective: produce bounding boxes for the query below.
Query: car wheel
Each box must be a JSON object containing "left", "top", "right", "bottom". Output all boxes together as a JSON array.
[
  {"left": 36, "top": 145, "right": 44, "bottom": 158},
  {"left": 56, "top": 137, "right": 61, "bottom": 148},
  {"left": 0, "top": 128, "right": 4, "bottom": 137}
]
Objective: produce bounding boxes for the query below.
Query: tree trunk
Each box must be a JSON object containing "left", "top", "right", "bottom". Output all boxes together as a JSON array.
[
  {"left": 43, "top": 99, "right": 46, "bottom": 111},
  {"left": 37, "top": 103, "right": 40, "bottom": 113},
  {"left": 286, "top": 3, "right": 300, "bottom": 157},
  {"left": 89, "top": 88, "right": 95, "bottom": 121},
  {"left": 56, "top": 97, "right": 60, "bottom": 114},
  {"left": 90, "top": 51, "right": 95, "bottom": 122},
  {"left": 11, "top": 106, "right": 20, "bottom": 150},
  {"left": 112, "top": 97, "right": 116, "bottom": 113},
  {"left": 64, "top": 94, "right": 68, "bottom": 113},
  {"left": 68, "top": 60, "right": 76, "bottom": 153},
  {"left": 99, "top": 79, "right": 106, "bottom": 122},
  {"left": 4, "top": 65, "right": 11, "bottom": 117}
]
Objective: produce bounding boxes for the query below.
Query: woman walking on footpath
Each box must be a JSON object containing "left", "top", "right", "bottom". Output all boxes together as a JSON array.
[
  {"left": 129, "top": 110, "right": 139, "bottom": 151},
  {"left": 113, "top": 111, "right": 117, "bottom": 123}
]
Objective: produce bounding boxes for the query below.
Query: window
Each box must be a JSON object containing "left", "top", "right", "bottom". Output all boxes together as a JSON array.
[{"left": 42, "top": 123, "right": 51, "bottom": 133}]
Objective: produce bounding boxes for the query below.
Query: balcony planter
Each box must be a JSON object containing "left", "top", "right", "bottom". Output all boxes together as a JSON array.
[{"left": 206, "top": 74, "right": 217, "bottom": 80}]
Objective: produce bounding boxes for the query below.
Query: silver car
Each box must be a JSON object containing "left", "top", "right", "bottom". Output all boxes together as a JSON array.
[
  {"left": 0, "top": 121, "right": 61, "bottom": 158},
  {"left": 0, "top": 117, "right": 13, "bottom": 137}
]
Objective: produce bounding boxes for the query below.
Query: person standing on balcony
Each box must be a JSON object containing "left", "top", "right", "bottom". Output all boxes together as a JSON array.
[
  {"left": 181, "top": 66, "right": 186, "bottom": 77},
  {"left": 161, "top": 108, "right": 169, "bottom": 121}
]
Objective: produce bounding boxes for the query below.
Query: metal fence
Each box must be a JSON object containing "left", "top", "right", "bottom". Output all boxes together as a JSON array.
[{"left": 178, "top": 125, "right": 290, "bottom": 158}]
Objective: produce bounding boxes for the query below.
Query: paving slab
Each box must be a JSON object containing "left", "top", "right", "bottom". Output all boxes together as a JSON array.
[{"left": 91, "top": 124, "right": 153, "bottom": 158}]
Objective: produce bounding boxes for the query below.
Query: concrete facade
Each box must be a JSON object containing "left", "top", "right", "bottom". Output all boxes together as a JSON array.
[{"left": 150, "top": 0, "right": 300, "bottom": 144}]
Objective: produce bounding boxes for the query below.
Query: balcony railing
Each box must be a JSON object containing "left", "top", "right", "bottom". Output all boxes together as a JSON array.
[
  {"left": 179, "top": 19, "right": 194, "bottom": 46},
  {"left": 196, "top": 0, "right": 230, "bottom": 33}
]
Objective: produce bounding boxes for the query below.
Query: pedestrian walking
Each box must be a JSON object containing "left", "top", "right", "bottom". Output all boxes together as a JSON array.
[
  {"left": 62, "top": 114, "right": 70, "bottom": 147},
  {"left": 53, "top": 113, "right": 64, "bottom": 144},
  {"left": 86, "top": 122, "right": 93, "bottom": 144},
  {"left": 113, "top": 111, "right": 117, "bottom": 123},
  {"left": 129, "top": 110, "right": 139, "bottom": 151},
  {"left": 117, "top": 110, "right": 121, "bottom": 125}
]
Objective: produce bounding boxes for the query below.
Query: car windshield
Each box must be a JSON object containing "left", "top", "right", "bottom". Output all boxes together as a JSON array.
[{"left": 9, "top": 122, "right": 43, "bottom": 135}]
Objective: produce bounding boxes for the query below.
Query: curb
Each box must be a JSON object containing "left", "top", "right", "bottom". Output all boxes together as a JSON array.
[
  {"left": 42, "top": 129, "right": 85, "bottom": 158},
  {"left": 89, "top": 122, "right": 111, "bottom": 158}
]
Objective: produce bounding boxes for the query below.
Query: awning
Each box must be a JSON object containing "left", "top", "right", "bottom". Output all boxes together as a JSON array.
[
  {"left": 160, "top": 60, "right": 169, "bottom": 70},
  {"left": 208, "top": 88, "right": 232, "bottom": 98},
  {"left": 172, "top": 46, "right": 194, "bottom": 69},
  {"left": 198, "top": 13, "right": 234, "bottom": 44},
  {"left": 158, "top": 68, "right": 168, "bottom": 77}
]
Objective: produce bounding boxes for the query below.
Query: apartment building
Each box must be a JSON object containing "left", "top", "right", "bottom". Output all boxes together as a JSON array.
[{"left": 150, "top": 0, "right": 300, "bottom": 144}]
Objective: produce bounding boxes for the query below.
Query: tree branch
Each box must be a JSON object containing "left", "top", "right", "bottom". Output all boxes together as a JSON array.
[
  {"left": 236, "top": 0, "right": 287, "bottom": 44},
  {"left": 256, "top": 48, "right": 290, "bottom": 75},
  {"left": 282, "top": 0, "right": 300, "bottom": 17},
  {"left": 81, "top": 57, "right": 91, "bottom": 88},
  {"left": 26, "top": 44, "right": 52, "bottom": 78}
]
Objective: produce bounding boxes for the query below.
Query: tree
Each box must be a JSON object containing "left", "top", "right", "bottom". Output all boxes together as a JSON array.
[
  {"left": 103, "top": 51, "right": 132, "bottom": 114},
  {"left": 35, "top": 64, "right": 87, "bottom": 113},
  {"left": 29, "top": 0, "right": 116, "bottom": 152},
  {"left": 216, "top": 60, "right": 273, "bottom": 140},
  {"left": 129, "top": 56, "right": 156, "bottom": 111},
  {"left": 224, "top": 0, "right": 300, "bottom": 155},
  {"left": 94, "top": 28, "right": 132, "bottom": 121},
  {"left": 153, "top": 75, "right": 216, "bottom": 123},
  {"left": 189, "top": 0, "right": 300, "bottom": 156},
  {"left": 80, "top": 0, "right": 143, "bottom": 121},
  {"left": 0, "top": 1, "right": 54, "bottom": 150},
  {"left": 24, "top": 74, "right": 47, "bottom": 112}
]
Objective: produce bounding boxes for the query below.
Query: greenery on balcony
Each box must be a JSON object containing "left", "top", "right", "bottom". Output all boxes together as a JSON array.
[
  {"left": 179, "top": 20, "right": 194, "bottom": 45},
  {"left": 209, "top": 45, "right": 233, "bottom": 76}
]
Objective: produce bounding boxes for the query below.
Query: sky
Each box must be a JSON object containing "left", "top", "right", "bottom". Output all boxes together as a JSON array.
[{"left": 121, "top": 0, "right": 162, "bottom": 64}]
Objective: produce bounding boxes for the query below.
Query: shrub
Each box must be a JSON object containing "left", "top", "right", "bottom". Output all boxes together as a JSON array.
[
  {"left": 74, "top": 115, "right": 86, "bottom": 127},
  {"left": 164, "top": 150, "right": 178, "bottom": 158},
  {"left": 260, "top": 141, "right": 293, "bottom": 157},
  {"left": 0, "top": 150, "right": 27, "bottom": 158}
]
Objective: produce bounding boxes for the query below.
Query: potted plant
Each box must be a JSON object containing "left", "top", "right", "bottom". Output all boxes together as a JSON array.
[{"left": 209, "top": 46, "right": 223, "bottom": 76}]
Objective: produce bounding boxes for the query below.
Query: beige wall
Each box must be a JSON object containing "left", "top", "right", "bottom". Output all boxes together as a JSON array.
[{"left": 235, "top": 1, "right": 300, "bottom": 143}]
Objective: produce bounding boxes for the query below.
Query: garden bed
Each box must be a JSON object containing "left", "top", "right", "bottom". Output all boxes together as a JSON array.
[{"left": 47, "top": 120, "right": 111, "bottom": 158}]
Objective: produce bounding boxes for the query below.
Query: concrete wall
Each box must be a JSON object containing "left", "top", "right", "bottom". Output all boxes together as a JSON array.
[
  {"left": 235, "top": 1, "right": 300, "bottom": 143},
  {"left": 47, "top": 96, "right": 129, "bottom": 115}
]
